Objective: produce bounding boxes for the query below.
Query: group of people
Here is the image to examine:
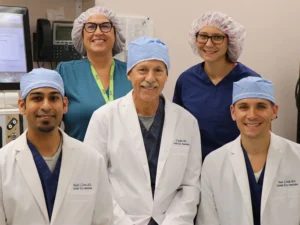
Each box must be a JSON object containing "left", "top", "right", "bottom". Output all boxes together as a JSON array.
[{"left": 0, "top": 5, "right": 299, "bottom": 225}]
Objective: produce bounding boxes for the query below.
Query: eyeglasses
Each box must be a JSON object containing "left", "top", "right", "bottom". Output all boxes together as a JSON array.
[
  {"left": 195, "top": 33, "right": 227, "bottom": 45},
  {"left": 83, "top": 22, "right": 113, "bottom": 33}
]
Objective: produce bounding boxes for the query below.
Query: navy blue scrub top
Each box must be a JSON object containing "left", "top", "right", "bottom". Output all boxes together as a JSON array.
[
  {"left": 139, "top": 97, "right": 165, "bottom": 225},
  {"left": 139, "top": 96, "right": 165, "bottom": 197},
  {"left": 27, "top": 139, "right": 62, "bottom": 221},
  {"left": 242, "top": 144, "right": 266, "bottom": 225},
  {"left": 173, "top": 62, "right": 260, "bottom": 160}
]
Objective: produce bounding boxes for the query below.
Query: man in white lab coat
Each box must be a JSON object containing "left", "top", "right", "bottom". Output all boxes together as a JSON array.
[
  {"left": 0, "top": 68, "right": 113, "bottom": 225},
  {"left": 84, "top": 36, "right": 202, "bottom": 225},
  {"left": 196, "top": 76, "right": 300, "bottom": 225}
]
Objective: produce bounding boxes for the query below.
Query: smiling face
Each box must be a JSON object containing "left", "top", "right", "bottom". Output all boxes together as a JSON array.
[
  {"left": 19, "top": 87, "right": 68, "bottom": 134},
  {"left": 128, "top": 60, "right": 168, "bottom": 105},
  {"left": 231, "top": 98, "right": 278, "bottom": 140},
  {"left": 83, "top": 14, "right": 115, "bottom": 57},
  {"left": 196, "top": 26, "right": 228, "bottom": 63}
]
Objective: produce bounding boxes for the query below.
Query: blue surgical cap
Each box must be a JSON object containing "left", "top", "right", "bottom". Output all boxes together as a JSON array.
[
  {"left": 127, "top": 36, "right": 170, "bottom": 74},
  {"left": 232, "top": 77, "right": 275, "bottom": 104},
  {"left": 20, "top": 68, "right": 64, "bottom": 99}
]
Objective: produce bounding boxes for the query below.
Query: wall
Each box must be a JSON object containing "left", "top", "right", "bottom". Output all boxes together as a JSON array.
[{"left": 98, "top": 0, "right": 300, "bottom": 141}]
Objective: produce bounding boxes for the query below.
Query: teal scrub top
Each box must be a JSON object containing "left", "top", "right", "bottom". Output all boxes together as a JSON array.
[{"left": 56, "top": 58, "right": 132, "bottom": 141}]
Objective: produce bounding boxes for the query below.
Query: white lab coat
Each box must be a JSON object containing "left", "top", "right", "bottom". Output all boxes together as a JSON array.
[
  {"left": 0, "top": 129, "right": 113, "bottom": 225},
  {"left": 196, "top": 132, "right": 300, "bottom": 225},
  {"left": 84, "top": 91, "right": 201, "bottom": 225}
]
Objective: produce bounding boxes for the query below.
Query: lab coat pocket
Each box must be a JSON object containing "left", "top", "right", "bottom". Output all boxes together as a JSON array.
[
  {"left": 68, "top": 192, "right": 95, "bottom": 202},
  {"left": 287, "top": 186, "right": 300, "bottom": 209},
  {"left": 164, "top": 147, "right": 189, "bottom": 188},
  {"left": 170, "top": 146, "right": 189, "bottom": 155},
  {"left": 288, "top": 185, "right": 300, "bottom": 197},
  {"left": 270, "top": 196, "right": 300, "bottom": 224},
  {"left": 64, "top": 192, "right": 95, "bottom": 223}
]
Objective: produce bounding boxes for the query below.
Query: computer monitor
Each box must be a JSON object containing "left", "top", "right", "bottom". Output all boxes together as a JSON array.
[{"left": 0, "top": 6, "right": 33, "bottom": 90}]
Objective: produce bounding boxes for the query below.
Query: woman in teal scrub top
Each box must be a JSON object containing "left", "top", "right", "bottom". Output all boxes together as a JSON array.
[{"left": 56, "top": 6, "right": 132, "bottom": 141}]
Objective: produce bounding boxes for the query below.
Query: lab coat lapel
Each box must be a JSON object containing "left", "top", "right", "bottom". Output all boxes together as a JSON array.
[
  {"left": 261, "top": 132, "right": 283, "bottom": 216},
  {"left": 51, "top": 131, "right": 78, "bottom": 223},
  {"left": 230, "top": 136, "right": 253, "bottom": 225},
  {"left": 155, "top": 98, "right": 177, "bottom": 185},
  {"left": 15, "top": 131, "right": 49, "bottom": 223},
  {"left": 120, "top": 91, "right": 151, "bottom": 184}
]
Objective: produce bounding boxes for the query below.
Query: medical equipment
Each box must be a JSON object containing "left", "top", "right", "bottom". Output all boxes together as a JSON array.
[
  {"left": 33, "top": 19, "right": 81, "bottom": 62},
  {"left": 0, "top": 5, "right": 33, "bottom": 90},
  {"left": 0, "top": 5, "right": 30, "bottom": 146}
]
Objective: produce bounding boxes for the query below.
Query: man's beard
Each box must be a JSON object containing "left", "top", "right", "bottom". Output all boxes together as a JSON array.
[{"left": 37, "top": 121, "right": 55, "bottom": 133}]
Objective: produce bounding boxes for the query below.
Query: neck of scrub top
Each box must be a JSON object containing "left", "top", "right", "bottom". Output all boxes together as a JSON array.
[
  {"left": 87, "top": 50, "right": 113, "bottom": 70},
  {"left": 27, "top": 127, "right": 62, "bottom": 157},
  {"left": 133, "top": 93, "right": 160, "bottom": 117},
  {"left": 240, "top": 131, "right": 271, "bottom": 155},
  {"left": 204, "top": 57, "right": 235, "bottom": 81}
]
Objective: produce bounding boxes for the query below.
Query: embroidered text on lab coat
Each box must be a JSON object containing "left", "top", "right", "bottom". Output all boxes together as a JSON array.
[
  {"left": 277, "top": 180, "right": 299, "bottom": 187},
  {"left": 173, "top": 139, "right": 190, "bottom": 146},
  {"left": 73, "top": 183, "right": 93, "bottom": 190}
]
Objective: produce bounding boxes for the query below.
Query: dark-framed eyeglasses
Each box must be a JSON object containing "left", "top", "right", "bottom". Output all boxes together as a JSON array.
[
  {"left": 83, "top": 22, "right": 113, "bottom": 33},
  {"left": 195, "top": 33, "right": 227, "bottom": 45}
]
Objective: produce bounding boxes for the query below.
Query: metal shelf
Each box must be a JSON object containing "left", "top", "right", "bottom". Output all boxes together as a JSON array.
[{"left": 0, "top": 108, "right": 20, "bottom": 115}]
